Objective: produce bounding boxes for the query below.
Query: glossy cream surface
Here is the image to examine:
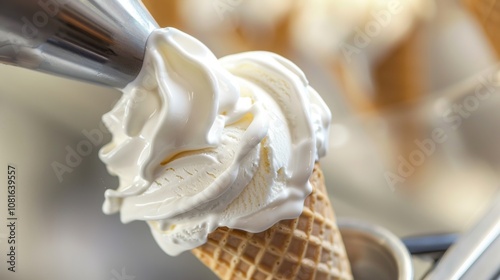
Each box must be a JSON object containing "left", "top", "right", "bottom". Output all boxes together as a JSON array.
[{"left": 100, "top": 28, "right": 331, "bottom": 255}]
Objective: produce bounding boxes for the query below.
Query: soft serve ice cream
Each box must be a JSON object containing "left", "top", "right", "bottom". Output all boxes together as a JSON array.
[{"left": 100, "top": 28, "right": 331, "bottom": 256}]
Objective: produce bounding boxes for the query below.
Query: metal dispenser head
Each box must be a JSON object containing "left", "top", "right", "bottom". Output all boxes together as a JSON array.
[{"left": 0, "top": 0, "right": 159, "bottom": 88}]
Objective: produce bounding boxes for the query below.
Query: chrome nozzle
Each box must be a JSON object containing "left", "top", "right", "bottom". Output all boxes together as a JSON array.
[{"left": 0, "top": 0, "right": 159, "bottom": 88}]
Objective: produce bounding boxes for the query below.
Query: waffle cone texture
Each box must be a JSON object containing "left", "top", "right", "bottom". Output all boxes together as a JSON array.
[{"left": 191, "top": 164, "right": 352, "bottom": 280}]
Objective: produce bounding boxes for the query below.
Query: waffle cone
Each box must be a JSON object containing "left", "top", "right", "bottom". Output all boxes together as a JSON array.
[
  {"left": 191, "top": 164, "right": 352, "bottom": 280},
  {"left": 463, "top": 0, "right": 500, "bottom": 56},
  {"left": 141, "top": 0, "right": 182, "bottom": 28}
]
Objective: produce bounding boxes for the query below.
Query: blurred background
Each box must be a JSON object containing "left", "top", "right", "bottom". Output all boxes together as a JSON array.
[{"left": 1, "top": 0, "right": 500, "bottom": 279}]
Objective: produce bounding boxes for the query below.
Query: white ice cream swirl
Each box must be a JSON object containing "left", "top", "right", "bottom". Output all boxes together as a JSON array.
[{"left": 100, "top": 28, "right": 331, "bottom": 256}]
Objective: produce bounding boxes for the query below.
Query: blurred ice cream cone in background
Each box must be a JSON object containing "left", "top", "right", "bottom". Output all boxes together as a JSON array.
[
  {"left": 331, "top": 40, "right": 425, "bottom": 115},
  {"left": 463, "top": 0, "right": 500, "bottom": 56},
  {"left": 373, "top": 27, "right": 425, "bottom": 111},
  {"left": 141, "top": 0, "right": 433, "bottom": 98},
  {"left": 230, "top": 3, "right": 297, "bottom": 55},
  {"left": 372, "top": 28, "right": 426, "bottom": 168},
  {"left": 302, "top": 0, "right": 431, "bottom": 187},
  {"left": 141, "top": 0, "right": 183, "bottom": 29},
  {"left": 286, "top": 0, "right": 433, "bottom": 141}
]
